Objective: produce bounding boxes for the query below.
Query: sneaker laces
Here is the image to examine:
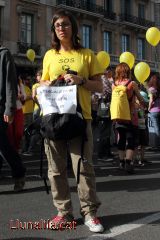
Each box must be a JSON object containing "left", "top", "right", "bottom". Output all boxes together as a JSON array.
[{"left": 51, "top": 214, "right": 74, "bottom": 224}]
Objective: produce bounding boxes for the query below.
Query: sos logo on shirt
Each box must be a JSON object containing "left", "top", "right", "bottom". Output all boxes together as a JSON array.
[
  {"left": 58, "top": 58, "right": 74, "bottom": 64},
  {"left": 59, "top": 58, "right": 75, "bottom": 72}
]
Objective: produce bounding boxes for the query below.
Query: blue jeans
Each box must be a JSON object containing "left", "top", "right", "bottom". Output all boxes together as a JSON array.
[{"left": 150, "top": 112, "right": 160, "bottom": 143}]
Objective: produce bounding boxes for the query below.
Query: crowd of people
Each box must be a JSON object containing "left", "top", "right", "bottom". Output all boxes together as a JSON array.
[
  {"left": 0, "top": 9, "right": 160, "bottom": 233},
  {"left": 92, "top": 65, "right": 160, "bottom": 170}
]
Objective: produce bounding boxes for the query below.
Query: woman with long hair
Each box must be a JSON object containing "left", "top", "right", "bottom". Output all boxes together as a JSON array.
[
  {"left": 40, "top": 9, "right": 104, "bottom": 232},
  {"left": 113, "top": 63, "right": 144, "bottom": 173}
]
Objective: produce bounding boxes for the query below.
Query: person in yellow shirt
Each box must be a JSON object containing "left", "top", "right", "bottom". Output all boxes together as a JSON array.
[
  {"left": 32, "top": 69, "right": 42, "bottom": 120},
  {"left": 41, "top": 9, "right": 104, "bottom": 232},
  {"left": 22, "top": 76, "right": 34, "bottom": 116},
  {"left": 22, "top": 76, "right": 34, "bottom": 154},
  {"left": 23, "top": 70, "right": 43, "bottom": 155}
]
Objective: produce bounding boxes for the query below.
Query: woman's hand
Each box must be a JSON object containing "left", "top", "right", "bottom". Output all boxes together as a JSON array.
[
  {"left": 63, "top": 74, "right": 83, "bottom": 85},
  {"left": 18, "top": 93, "right": 24, "bottom": 100},
  {"left": 4, "top": 114, "right": 14, "bottom": 123}
]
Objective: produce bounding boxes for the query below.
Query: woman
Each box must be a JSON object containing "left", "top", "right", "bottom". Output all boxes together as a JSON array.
[
  {"left": 41, "top": 9, "right": 104, "bottom": 232},
  {"left": 32, "top": 69, "right": 42, "bottom": 120},
  {"left": 21, "top": 76, "right": 34, "bottom": 154},
  {"left": 23, "top": 70, "right": 43, "bottom": 155},
  {"left": 97, "top": 67, "right": 113, "bottom": 159},
  {"left": 113, "top": 63, "right": 144, "bottom": 173},
  {"left": 148, "top": 74, "right": 160, "bottom": 146}
]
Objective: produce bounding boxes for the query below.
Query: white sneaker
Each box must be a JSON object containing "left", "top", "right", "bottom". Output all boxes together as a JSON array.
[{"left": 84, "top": 217, "right": 104, "bottom": 233}]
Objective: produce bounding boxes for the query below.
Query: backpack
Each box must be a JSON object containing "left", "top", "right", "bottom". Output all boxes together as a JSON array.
[
  {"left": 40, "top": 76, "right": 86, "bottom": 141},
  {"left": 40, "top": 111, "right": 86, "bottom": 140},
  {"left": 110, "top": 80, "right": 132, "bottom": 121}
]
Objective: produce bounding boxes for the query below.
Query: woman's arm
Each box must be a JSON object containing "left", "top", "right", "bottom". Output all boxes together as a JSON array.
[
  {"left": 63, "top": 73, "right": 103, "bottom": 93},
  {"left": 148, "top": 94, "right": 154, "bottom": 111},
  {"left": 132, "top": 81, "right": 145, "bottom": 105},
  {"left": 19, "top": 83, "right": 26, "bottom": 100},
  {"left": 32, "top": 87, "right": 40, "bottom": 107},
  {"left": 80, "top": 74, "right": 103, "bottom": 93}
]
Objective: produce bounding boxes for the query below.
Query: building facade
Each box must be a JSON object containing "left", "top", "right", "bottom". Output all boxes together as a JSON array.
[{"left": 0, "top": 0, "right": 159, "bottom": 75}]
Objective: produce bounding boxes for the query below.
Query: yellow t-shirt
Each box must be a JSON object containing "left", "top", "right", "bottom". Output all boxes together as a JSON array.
[
  {"left": 42, "top": 48, "right": 103, "bottom": 119},
  {"left": 32, "top": 83, "right": 40, "bottom": 111},
  {"left": 22, "top": 86, "right": 34, "bottom": 114}
]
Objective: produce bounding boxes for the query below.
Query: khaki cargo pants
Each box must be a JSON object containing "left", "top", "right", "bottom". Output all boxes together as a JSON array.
[{"left": 44, "top": 120, "right": 101, "bottom": 219}]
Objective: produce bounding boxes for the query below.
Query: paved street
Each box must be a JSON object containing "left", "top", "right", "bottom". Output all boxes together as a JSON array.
[{"left": 0, "top": 146, "right": 160, "bottom": 240}]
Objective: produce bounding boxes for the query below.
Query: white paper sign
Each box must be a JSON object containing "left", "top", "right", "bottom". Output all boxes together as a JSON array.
[{"left": 37, "top": 85, "right": 77, "bottom": 115}]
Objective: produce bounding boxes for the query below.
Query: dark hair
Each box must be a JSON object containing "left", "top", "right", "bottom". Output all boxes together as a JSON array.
[
  {"left": 36, "top": 69, "right": 42, "bottom": 77},
  {"left": 148, "top": 74, "right": 160, "bottom": 90},
  {"left": 106, "top": 66, "right": 112, "bottom": 72},
  {"left": 51, "top": 9, "right": 83, "bottom": 51},
  {"left": 115, "top": 62, "right": 131, "bottom": 81}
]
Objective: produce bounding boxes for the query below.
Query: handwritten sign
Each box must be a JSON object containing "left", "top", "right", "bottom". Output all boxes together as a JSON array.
[{"left": 37, "top": 85, "right": 77, "bottom": 115}]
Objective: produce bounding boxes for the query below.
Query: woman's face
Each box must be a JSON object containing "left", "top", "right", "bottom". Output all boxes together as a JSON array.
[
  {"left": 36, "top": 73, "right": 41, "bottom": 82},
  {"left": 54, "top": 16, "right": 72, "bottom": 44}
]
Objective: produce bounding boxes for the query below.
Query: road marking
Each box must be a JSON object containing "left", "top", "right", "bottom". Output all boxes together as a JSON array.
[{"left": 86, "top": 212, "right": 160, "bottom": 239}]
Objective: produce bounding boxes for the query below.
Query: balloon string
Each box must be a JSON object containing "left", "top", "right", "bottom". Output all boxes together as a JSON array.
[{"left": 155, "top": 47, "right": 160, "bottom": 72}]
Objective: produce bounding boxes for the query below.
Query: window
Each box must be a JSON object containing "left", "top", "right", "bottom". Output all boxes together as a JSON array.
[
  {"left": 104, "top": 0, "right": 112, "bottom": 11},
  {"left": 87, "top": 0, "right": 95, "bottom": 4},
  {"left": 155, "top": 3, "right": 160, "bottom": 26},
  {"left": 86, "top": 0, "right": 95, "bottom": 9},
  {"left": 20, "top": 13, "right": 33, "bottom": 44},
  {"left": 103, "top": 31, "right": 112, "bottom": 53},
  {"left": 82, "top": 25, "right": 91, "bottom": 48},
  {"left": 121, "top": 34, "right": 130, "bottom": 52},
  {"left": 138, "top": 4, "right": 145, "bottom": 19},
  {"left": 137, "top": 38, "right": 145, "bottom": 60},
  {"left": 121, "top": 0, "right": 131, "bottom": 15}
]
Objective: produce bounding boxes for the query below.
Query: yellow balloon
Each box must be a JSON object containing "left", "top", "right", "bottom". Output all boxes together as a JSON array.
[
  {"left": 134, "top": 62, "right": 150, "bottom": 84},
  {"left": 97, "top": 51, "right": 110, "bottom": 70},
  {"left": 119, "top": 52, "right": 135, "bottom": 69},
  {"left": 146, "top": 27, "right": 160, "bottom": 46},
  {"left": 26, "top": 49, "right": 35, "bottom": 62}
]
